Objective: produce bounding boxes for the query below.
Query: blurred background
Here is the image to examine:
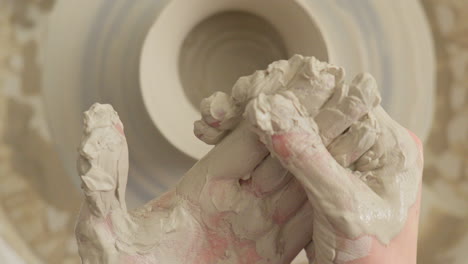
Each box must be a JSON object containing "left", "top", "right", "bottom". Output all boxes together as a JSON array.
[{"left": 0, "top": 0, "right": 466, "bottom": 263}]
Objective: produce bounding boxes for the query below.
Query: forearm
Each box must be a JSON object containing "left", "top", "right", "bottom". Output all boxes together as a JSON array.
[
  {"left": 319, "top": 187, "right": 421, "bottom": 264},
  {"left": 348, "top": 193, "right": 420, "bottom": 264},
  {"left": 311, "top": 229, "right": 417, "bottom": 264}
]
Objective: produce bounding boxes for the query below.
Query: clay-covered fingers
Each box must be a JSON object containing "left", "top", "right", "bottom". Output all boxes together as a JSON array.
[
  {"left": 245, "top": 155, "right": 291, "bottom": 197},
  {"left": 352, "top": 105, "right": 424, "bottom": 194},
  {"left": 315, "top": 73, "right": 381, "bottom": 146},
  {"left": 200, "top": 92, "right": 240, "bottom": 129},
  {"left": 77, "top": 103, "right": 129, "bottom": 217},
  {"left": 285, "top": 56, "right": 344, "bottom": 117},
  {"left": 275, "top": 202, "right": 314, "bottom": 263},
  {"left": 194, "top": 91, "right": 242, "bottom": 145},
  {"left": 193, "top": 60, "right": 290, "bottom": 145},
  {"left": 231, "top": 55, "right": 343, "bottom": 118},
  {"left": 327, "top": 113, "right": 380, "bottom": 168},
  {"left": 193, "top": 120, "right": 225, "bottom": 145},
  {"left": 252, "top": 191, "right": 313, "bottom": 263},
  {"left": 229, "top": 55, "right": 302, "bottom": 103},
  {"left": 267, "top": 177, "right": 308, "bottom": 226},
  {"left": 354, "top": 129, "right": 386, "bottom": 173},
  {"left": 194, "top": 55, "right": 345, "bottom": 145},
  {"left": 244, "top": 92, "right": 361, "bottom": 206},
  {"left": 346, "top": 105, "right": 422, "bottom": 180}
]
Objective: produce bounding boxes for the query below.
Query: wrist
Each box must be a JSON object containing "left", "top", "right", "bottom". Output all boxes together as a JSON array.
[{"left": 311, "top": 214, "right": 417, "bottom": 264}]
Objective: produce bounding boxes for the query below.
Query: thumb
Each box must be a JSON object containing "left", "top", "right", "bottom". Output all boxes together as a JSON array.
[
  {"left": 76, "top": 103, "right": 134, "bottom": 263},
  {"left": 77, "top": 103, "right": 129, "bottom": 216}
]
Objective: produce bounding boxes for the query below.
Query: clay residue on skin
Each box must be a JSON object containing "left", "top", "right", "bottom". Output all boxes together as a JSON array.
[
  {"left": 76, "top": 104, "right": 281, "bottom": 263},
  {"left": 196, "top": 55, "right": 420, "bottom": 248},
  {"left": 77, "top": 56, "right": 421, "bottom": 264},
  {"left": 244, "top": 80, "right": 421, "bottom": 262},
  {"left": 194, "top": 55, "right": 344, "bottom": 146},
  {"left": 77, "top": 101, "right": 316, "bottom": 264},
  {"left": 257, "top": 98, "right": 415, "bottom": 226},
  {"left": 192, "top": 55, "right": 422, "bottom": 263}
]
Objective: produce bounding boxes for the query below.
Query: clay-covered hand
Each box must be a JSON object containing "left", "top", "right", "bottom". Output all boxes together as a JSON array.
[
  {"left": 244, "top": 78, "right": 423, "bottom": 262},
  {"left": 75, "top": 56, "right": 354, "bottom": 264},
  {"left": 194, "top": 55, "right": 403, "bottom": 263},
  {"left": 75, "top": 55, "right": 408, "bottom": 264},
  {"left": 75, "top": 103, "right": 314, "bottom": 264},
  {"left": 76, "top": 55, "right": 355, "bottom": 264}
]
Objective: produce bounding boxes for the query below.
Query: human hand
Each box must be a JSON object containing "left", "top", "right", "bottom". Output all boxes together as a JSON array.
[
  {"left": 74, "top": 55, "right": 412, "bottom": 264},
  {"left": 244, "top": 76, "right": 423, "bottom": 263},
  {"left": 75, "top": 103, "right": 313, "bottom": 264},
  {"left": 74, "top": 56, "right": 337, "bottom": 264},
  {"left": 193, "top": 55, "right": 415, "bottom": 264}
]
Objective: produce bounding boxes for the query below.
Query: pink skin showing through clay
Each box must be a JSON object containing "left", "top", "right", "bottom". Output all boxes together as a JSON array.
[
  {"left": 104, "top": 202, "right": 262, "bottom": 264},
  {"left": 115, "top": 122, "right": 125, "bottom": 136},
  {"left": 209, "top": 120, "right": 221, "bottom": 128},
  {"left": 192, "top": 224, "right": 262, "bottom": 264}
]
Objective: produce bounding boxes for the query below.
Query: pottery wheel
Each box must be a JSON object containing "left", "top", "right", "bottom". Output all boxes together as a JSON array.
[{"left": 2, "top": 1, "right": 466, "bottom": 264}]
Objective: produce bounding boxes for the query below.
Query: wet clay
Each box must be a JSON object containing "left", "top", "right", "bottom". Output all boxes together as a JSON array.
[
  {"left": 76, "top": 56, "right": 422, "bottom": 264},
  {"left": 194, "top": 55, "right": 422, "bottom": 263}
]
